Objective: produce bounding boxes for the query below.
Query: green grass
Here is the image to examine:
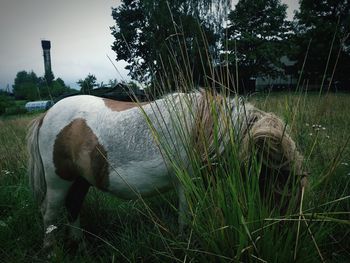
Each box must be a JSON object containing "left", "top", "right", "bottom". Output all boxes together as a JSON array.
[{"left": 0, "top": 92, "right": 349, "bottom": 262}]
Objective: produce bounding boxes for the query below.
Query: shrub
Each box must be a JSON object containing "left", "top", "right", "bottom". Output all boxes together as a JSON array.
[{"left": 0, "top": 95, "right": 15, "bottom": 115}]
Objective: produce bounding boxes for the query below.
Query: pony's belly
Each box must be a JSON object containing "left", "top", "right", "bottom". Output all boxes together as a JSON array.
[{"left": 106, "top": 159, "right": 173, "bottom": 199}]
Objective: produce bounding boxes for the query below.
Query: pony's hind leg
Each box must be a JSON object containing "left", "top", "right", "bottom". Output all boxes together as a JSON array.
[
  {"left": 65, "top": 176, "right": 90, "bottom": 243},
  {"left": 42, "top": 177, "right": 72, "bottom": 249}
]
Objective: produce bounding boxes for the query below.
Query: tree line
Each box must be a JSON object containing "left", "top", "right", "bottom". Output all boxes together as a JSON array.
[
  {"left": 111, "top": 0, "right": 350, "bottom": 93},
  {"left": 0, "top": 72, "right": 121, "bottom": 115},
  {"left": 0, "top": 71, "right": 75, "bottom": 115},
  {"left": 11, "top": 71, "right": 74, "bottom": 101}
]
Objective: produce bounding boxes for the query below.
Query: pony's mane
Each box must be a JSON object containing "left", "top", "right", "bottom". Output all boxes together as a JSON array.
[{"left": 191, "top": 89, "right": 233, "bottom": 165}]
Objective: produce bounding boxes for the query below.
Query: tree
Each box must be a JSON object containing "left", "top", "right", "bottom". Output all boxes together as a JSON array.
[
  {"left": 293, "top": 0, "right": 350, "bottom": 90},
  {"left": 111, "top": 0, "right": 218, "bottom": 89},
  {"left": 55, "top": 77, "right": 66, "bottom": 88},
  {"left": 12, "top": 71, "right": 40, "bottom": 100},
  {"left": 33, "top": 76, "right": 69, "bottom": 100},
  {"left": 50, "top": 78, "right": 72, "bottom": 97},
  {"left": 12, "top": 70, "right": 72, "bottom": 100},
  {"left": 77, "top": 74, "right": 98, "bottom": 94},
  {"left": 44, "top": 70, "right": 55, "bottom": 86},
  {"left": 224, "top": 0, "right": 290, "bottom": 93},
  {"left": 108, "top": 79, "right": 119, "bottom": 87}
]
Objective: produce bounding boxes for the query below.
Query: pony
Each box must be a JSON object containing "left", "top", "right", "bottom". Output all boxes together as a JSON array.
[{"left": 27, "top": 90, "right": 307, "bottom": 248}]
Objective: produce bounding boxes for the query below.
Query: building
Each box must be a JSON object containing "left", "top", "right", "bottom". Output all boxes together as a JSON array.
[
  {"left": 25, "top": 100, "right": 53, "bottom": 112},
  {"left": 255, "top": 56, "right": 297, "bottom": 91}
]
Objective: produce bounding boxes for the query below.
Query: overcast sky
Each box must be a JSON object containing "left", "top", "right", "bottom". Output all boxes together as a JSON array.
[{"left": 0, "top": 0, "right": 299, "bottom": 90}]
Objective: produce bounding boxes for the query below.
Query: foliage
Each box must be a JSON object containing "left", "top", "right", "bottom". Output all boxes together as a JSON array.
[
  {"left": 0, "top": 92, "right": 27, "bottom": 116},
  {"left": 77, "top": 74, "right": 98, "bottom": 94},
  {"left": 223, "top": 0, "right": 290, "bottom": 93},
  {"left": 12, "top": 71, "right": 40, "bottom": 100},
  {"left": 12, "top": 71, "right": 73, "bottom": 101},
  {"left": 0, "top": 93, "right": 15, "bottom": 115},
  {"left": 292, "top": 0, "right": 350, "bottom": 89},
  {"left": 50, "top": 78, "right": 73, "bottom": 98},
  {"left": 44, "top": 70, "right": 55, "bottom": 86},
  {"left": 111, "top": 0, "right": 218, "bottom": 87},
  {"left": 110, "top": 0, "right": 293, "bottom": 93},
  {"left": 37, "top": 77, "right": 74, "bottom": 99},
  {"left": 110, "top": 0, "right": 349, "bottom": 92}
]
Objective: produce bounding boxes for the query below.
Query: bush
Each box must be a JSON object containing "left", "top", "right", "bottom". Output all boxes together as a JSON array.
[
  {"left": 4, "top": 105, "right": 27, "bottom": 116},
  {"left": 0, "top": 95, "right": 15, "bottom": 115}
]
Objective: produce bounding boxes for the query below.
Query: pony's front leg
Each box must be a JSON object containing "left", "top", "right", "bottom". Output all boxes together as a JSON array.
[{"left": 177, "top": 183, "right": 189, "bottom": 233}]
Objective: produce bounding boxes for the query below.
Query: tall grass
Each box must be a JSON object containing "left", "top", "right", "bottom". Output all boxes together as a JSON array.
[
  {"left": 0, "top": 92, "right": 349, "bottom": 262},
  {"left": 0, "top": 116, "right": 43, "bottom": 262},
  {"left": 141, "top": 86, "right": 349, "bottom": 262},
  {"left": 251, "top": 92, "right": 350, "bottom": 262}
]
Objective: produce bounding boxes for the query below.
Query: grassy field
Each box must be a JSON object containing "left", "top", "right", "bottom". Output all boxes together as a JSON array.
[{"left": 0, "top": 92, "right": 349, "bottom": 262}]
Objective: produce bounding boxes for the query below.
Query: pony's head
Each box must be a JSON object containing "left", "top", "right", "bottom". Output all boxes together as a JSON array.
[
  {"left": 192, "top": 90, "right": 307, "bottom": 213},
  {"left": 240, "top": 106, "right": 308, "bottom": 213}
]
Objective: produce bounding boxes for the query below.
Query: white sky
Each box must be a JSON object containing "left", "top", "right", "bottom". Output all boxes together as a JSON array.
[{"left": 0, "top": 0, "right": 299, "bottom": 90}]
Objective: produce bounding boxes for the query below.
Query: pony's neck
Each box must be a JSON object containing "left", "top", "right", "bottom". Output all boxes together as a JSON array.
[{"left": 191, "top": 91, "right": 227, "bottom": 166}]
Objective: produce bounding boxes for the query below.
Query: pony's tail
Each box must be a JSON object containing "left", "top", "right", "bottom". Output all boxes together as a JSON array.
[{"left": 27, "top": 114, "right": 46, "bottom": 205}]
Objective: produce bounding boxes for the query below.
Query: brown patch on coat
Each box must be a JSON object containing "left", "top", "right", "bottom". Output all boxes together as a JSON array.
[
  {"left": 53, "top": 118, "right": 109, "bottom": 189},
  {"left": 103, "top": 98, "right": 148, "bottom": 112}
]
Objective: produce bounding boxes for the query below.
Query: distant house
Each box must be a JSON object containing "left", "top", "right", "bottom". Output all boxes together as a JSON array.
[
  {"left": 255, "top": 56, "right": 297, "bottom": 91},
  {"left": 25, "top": 100, "right": 54, "bottom": 112}
]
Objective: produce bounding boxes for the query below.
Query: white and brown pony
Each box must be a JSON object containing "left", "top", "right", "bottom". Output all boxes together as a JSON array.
[{"left": 27, "top": 90, "right": 307, "bottom": 248}]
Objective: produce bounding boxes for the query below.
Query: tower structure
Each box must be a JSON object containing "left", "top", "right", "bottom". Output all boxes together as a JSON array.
[{"left": 41, "top": 40, "right": 54, "bottom": 84}]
